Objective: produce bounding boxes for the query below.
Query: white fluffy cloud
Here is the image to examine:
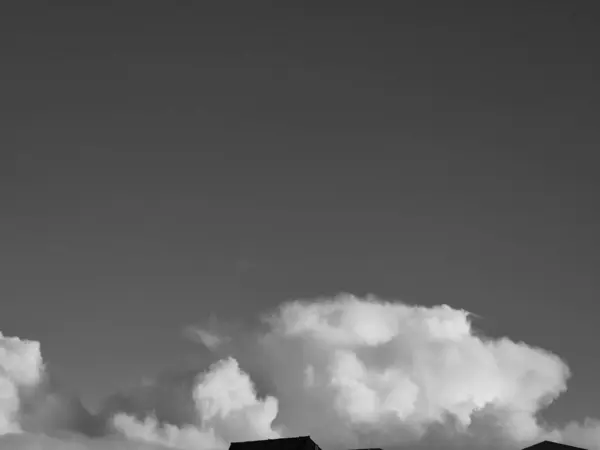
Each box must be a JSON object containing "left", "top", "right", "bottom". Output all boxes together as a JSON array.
[
  {"left": 0, "top": 331, "right": 44, "bottom": 434},
  {"left": 113, "top": 358, "right": 280, "bottom": 450},
  {"left": 1, "top": 294, "right": 599, "bottom": 450},
  {"left": 199, "top": 294, "right": 598, "bottom": 450}
]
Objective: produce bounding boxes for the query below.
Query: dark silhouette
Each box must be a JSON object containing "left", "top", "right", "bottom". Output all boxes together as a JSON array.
[
  {"left": 522, "top": 441, "right": 586, "bottom": 450},
  {"left": 230, "top": 436, "right": 323, "bottom": 450},
  {"left": 229, "top": 437, "right": 588, "bottom": 450}
]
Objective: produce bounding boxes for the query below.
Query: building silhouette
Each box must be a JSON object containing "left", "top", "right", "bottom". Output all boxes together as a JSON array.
[
  {"left": 229, "top": 437, "right": 587, "bottom": 450},
  {"left": 522, "top": 441, "right": 586, "bottom": 450},
  {"left": 230, "top": 436, "right": 323, "bottom": 450}
]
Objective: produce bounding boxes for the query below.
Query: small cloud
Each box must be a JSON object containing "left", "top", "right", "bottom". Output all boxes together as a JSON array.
[{"left": 183, "top": 327, "right": 228, "bottom": 351}]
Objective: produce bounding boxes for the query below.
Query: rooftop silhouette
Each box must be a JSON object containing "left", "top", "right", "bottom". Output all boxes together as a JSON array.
[
  {"left": 522, "top": 441, "right": 587, "bottom": 450},
  {"left": 229, "top": 437, "right": 587, "bottom": 450},
  {"left": 230, "top": 436, "right": 323, "bottom": 450}
]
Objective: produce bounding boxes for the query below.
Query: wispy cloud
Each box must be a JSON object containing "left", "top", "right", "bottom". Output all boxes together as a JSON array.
[{"left": 182, "top": 327, "right": 229, "bottom": 351}]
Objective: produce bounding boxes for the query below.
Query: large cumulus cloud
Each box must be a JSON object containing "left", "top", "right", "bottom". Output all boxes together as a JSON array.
[
  {"left": 1, "top": 294, "right": 599, "bottom": 449},
  {"left": 189, "top": 294, "right": 597, "bottom": 450}
]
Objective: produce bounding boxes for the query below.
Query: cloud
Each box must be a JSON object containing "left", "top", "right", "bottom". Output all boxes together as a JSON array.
[
  {"left": 0, "top": 332, "right": 172, "bottom": 448},
  {"left": 1, "top": 294, "right": 599, "bottom": 450},
  {"left": 98, "top": 367, "right": 200, "bottom": 429},
  {"left": 193, "top": 294, "right": 596, "bottom": 450},
  {"left": 113, "top": 357, "right": 280, "bottom": 450},
  {"left": 182, "top": 327, "right": 228, "bottom": 351},
  {"left": 0, "top": 331, "right": 44, "bottom": 434},
  {"left": 559, "top": 419, "right": 600, "bottom": 449},
  {"left": 0, "top": 333, "right": 278, "bottom": 450},
  {"left": 182, "top": 314, "right": 237, "bottom": 352}
]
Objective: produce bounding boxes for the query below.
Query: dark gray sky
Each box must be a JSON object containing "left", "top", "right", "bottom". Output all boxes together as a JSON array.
[{"left": 1, "top": 1, "right": 598, "bottom": 427}]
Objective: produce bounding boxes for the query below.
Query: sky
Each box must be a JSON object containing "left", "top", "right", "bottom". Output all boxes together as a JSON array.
[{"left": 1, "top": 2, "right": 599, "bottom": 450}]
